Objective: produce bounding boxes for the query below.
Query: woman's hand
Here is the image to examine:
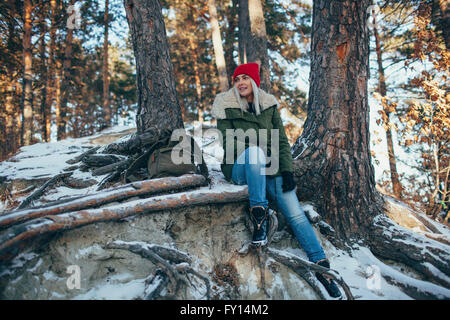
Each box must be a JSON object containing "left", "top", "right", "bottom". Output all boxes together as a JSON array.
[{"left": 281, "top": 171, "right": 296, "bottom": 192}]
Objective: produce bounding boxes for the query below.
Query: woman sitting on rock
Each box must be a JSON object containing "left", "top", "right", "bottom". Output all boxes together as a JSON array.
[{"left": 211, "top": 63, "right": 341, "bottom": 298}]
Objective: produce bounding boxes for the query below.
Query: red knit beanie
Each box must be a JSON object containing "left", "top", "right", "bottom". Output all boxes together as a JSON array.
[{"left": 232, "top": 63, "right": 261, "bottom": 88}]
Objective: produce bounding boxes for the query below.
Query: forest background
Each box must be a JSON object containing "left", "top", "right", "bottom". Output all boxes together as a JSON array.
[{"left": 0, "top": 0, "right": 448, "bottom": 223}]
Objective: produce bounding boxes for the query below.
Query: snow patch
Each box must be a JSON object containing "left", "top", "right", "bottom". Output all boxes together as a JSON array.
[{"left": 73, "top": 277, "right": 146, "bottom": 300}]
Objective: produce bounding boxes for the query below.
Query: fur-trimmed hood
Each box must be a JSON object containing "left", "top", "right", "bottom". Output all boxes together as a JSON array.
[{"left": 211, "top": 87, "right": 279, "bottom": 120}]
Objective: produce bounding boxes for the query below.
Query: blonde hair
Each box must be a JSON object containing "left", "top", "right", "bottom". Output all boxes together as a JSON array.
[{"left": 232, "top": 78, "right": 261, "bottom": 116}]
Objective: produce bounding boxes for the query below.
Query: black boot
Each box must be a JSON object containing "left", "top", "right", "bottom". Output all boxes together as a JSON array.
[
  {"left": 249, "top": 206, "right": 269, "bottom": 246},
  {"left": 315, "top": 259, "right": 342, "bottom": 298}
]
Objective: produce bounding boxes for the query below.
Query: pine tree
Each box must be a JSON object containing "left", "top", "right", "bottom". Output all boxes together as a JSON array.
[{"left": 124, "top": 0, "right": 184, "bottom": 133}]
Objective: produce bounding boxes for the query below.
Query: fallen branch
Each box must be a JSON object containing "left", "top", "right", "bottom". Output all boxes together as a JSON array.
[
  {"left": 0, "top": 185, "right": 248, "bottom": 259},
  {"left": 267, "top": 247, "right": 354, "bottom": 300},
  {"left": 0, "top": 174, "right": 208, "bottom": 230},
  {"left": 17, "top": 172, "right": 73, "bottom": 210}
]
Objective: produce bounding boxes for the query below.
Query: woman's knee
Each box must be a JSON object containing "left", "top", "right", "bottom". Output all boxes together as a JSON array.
[
  {"left": 246, "top": 146, "right": 266, "bottom": 166},
  {"left": 277, "top": 193, "right": 309, "bottom": 224}
]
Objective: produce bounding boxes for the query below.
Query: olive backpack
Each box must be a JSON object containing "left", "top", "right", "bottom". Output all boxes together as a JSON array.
[{"left": 125, "top": 131, "right": 209, "bottom": 184}]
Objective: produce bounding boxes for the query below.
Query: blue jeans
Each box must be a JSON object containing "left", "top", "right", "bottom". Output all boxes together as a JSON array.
[{"left": 231, "top": 146, "right": 327, "bottom": 263}]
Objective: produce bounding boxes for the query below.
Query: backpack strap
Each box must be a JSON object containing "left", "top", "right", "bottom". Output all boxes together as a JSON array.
[{"left": 123, "top": 139, "right": 165, "bottom": 183}]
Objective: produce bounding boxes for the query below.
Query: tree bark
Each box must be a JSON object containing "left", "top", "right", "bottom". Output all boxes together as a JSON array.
[
  {"left": 44, "top": 0, "right": 58, "bottom": 142},
  {"left": 124, "top": 0, "right": 184, "bottom": 134},
  {"left": 238, "top": 0, "right": 270, "bottom": 91},
  {"left": 371, "top": 9, "right": 403, "bottom": 199},
  {"left": 39, "top": 4, "right": 49, "bottom": 143},
  {"left": 54, "top": 56, "right": 62, "bottom": 140},
  {"left": 208, "top": 0, "right": 229, "bottom": 93},
  {"left": 291, "top": 0, "right": 381, "bottom": 241},
  {"left": 21, "top": 0, "right": 34, "bottom": 146},
  {"left": 103, "top": 0, "right": 111, "bottom": 128},
  {"left": 3, "top": 0, "right": 19, "bottom": 159},
  {"left": 58, "top": 0, "right": 75, "bottom": 140},
  {"left": 238, "top": 0, "right": 250, "bottom": 65},
  {"left": 225, "top": 0, "right": 238, "bottom": 85}
]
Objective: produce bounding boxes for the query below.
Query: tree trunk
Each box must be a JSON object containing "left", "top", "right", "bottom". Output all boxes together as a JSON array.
[
  {"left": 290, "top": 1, "right": 450, "bottom": 288},
  {"left": 435, "top": 0, "right": 450, "bottom": 49},
  {"left": 188, "top": 35, "right": 204, "bottom": 122},
  {"left": 372, "top": 10, "right": 403, "bottom": 199},
  {"left": 238, "top": 0, "right": 270, "bottom": 91},
  {"left": 291, "top": 0, "right": 382, "bottom": 241},
  {"left": 55, "top": 56, "right": 62, "bottom": 141},
  {"left": 21, "top": 0, "right": 34, "bottom": 146},
  {"left": 238, "top": 0, "right": 250, "bottom": 65},
  {"left": 58, "top": 0, "right": 75, "bottom": 141},
  {"left": 39, "top": 5, "right": 49, "bottom": 143},
  {"left": 124, "top": 0, "right": 184, "bottom": 134},
  {"left": 44, "top": 0, "right": 58, "bottom": 142},
  {"left": 208, "top": 0, "right": 229, "bottom": 93},
  {"left": 2, "top": 0, "right": 19, "bottom": 159},
  {"left": 225, "top": 0, "right": 238, "bottom": 85},
  {"left": 103, "top": 0, "right": 111, "bottom": 128}
]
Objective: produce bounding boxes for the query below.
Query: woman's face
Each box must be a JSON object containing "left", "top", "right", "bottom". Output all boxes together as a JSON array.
[{"left": 234, "top": 74, "right": 253, "bottom": 100}]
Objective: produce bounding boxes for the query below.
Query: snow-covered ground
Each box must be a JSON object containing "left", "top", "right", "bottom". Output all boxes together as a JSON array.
[{"left": 1, "top": 123, "right": 449, "bottom": 300}]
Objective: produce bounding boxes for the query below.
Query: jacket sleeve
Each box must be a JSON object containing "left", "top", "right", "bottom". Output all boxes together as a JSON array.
[{"left": 272, "top": 107, "right": 294, "bottom": 173}]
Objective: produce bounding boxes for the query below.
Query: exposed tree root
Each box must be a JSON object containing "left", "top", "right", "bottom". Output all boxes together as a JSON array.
[
  {"left": 17, "top": 172, "right": 73, "bottom": 210},
  {"left": 144, "top": 269, "right": 169, "bottom": 300},
  {"left": 0, "top": 185, "right": 248, "bottom": 261},
  {"left": 423, "top": 232, "right": 450, "bottom": 246},
  {"left": 267, "top": 247, "right": 354, "bottom": 300},
  {"left": 255, "top": 246, "right": 270, "bottom": 298},
  {"left": 356, "top": 245, "right": 450, "bottom": 299},
  {"left": 0, "top": 174, "right": 208, "bottom": 230},
  {"left": 66, "top": 146, "right": 101, "bottom": 165},
  {"left": 369, "top": 214, "right": 450, "bottom": 289},
  {"left": 237, "top": 244, "right": 271, "bottom": 298},
  {"left": 105, "top": 240, "right": 210, "bottom": 299}
]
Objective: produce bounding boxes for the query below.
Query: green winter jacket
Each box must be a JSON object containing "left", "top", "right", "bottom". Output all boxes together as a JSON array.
[{"left": 211, "top": 88, "right": 294, "bottom": 182}]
